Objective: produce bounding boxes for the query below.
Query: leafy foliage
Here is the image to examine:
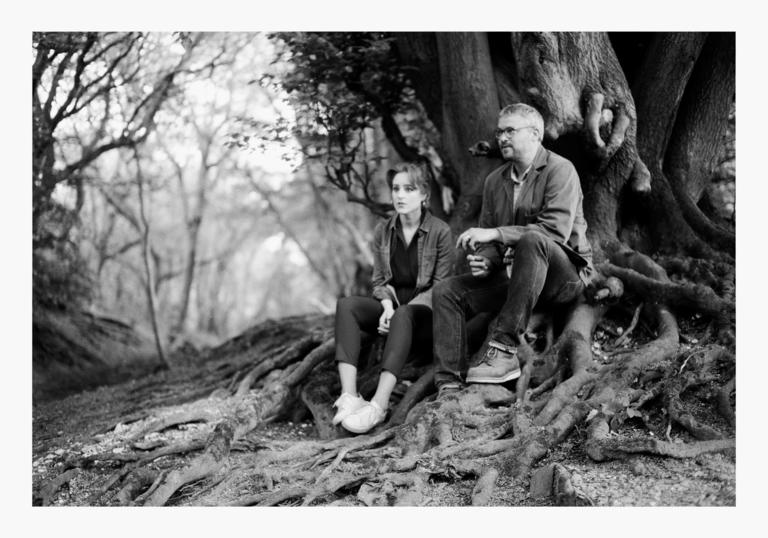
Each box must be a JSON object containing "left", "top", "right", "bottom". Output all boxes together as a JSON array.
[
  {"left": 32, "top": 32, "right": 225, "bottom": 309},
  {"left": 239, "top": 32, "right": 417, "bottom": 214},
  {"left": 272, "top": 32, "right": 411, "bottom": 140}
]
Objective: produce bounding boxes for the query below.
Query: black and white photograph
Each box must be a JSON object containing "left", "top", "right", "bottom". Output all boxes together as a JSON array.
[{"left": 19, "top": 1, "right": 756, "bottom": 528}]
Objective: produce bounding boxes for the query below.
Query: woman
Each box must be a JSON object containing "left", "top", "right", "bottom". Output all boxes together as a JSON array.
[{"left": 333, "top": 163, "right": 453, "bottom": 433}]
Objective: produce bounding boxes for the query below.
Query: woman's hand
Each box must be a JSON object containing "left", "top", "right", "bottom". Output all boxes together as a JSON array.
[{"left": 378, "top": 303, "right": 395, "bottom": 335}]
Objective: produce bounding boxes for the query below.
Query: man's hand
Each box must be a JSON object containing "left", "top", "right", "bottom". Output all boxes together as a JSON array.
[
  {"left": 467, "top": 254, "right": 491, "bottom": 278},
  {"left": 503, "top": 247, "right": 513, "bottom": 265},
  {"left": 378, "top": 305, "right": 395, "bottom": 335},
  {"left": 456, "top": 227, "right": 501, "bottom": 250}
]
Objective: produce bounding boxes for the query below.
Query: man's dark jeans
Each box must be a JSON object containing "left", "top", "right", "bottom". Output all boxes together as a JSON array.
[{"left": 433, "top": 231, "right": 585, "bottom": 387}]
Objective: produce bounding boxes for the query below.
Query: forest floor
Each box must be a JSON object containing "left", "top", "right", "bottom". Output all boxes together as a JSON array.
[{"left": 32, "top": 328, "right": 736, "bottom": 507}]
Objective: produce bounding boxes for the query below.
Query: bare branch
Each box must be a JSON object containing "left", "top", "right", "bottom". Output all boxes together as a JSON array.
[{"left": 50, "top": 34, "right": 97, "bottom": 127}]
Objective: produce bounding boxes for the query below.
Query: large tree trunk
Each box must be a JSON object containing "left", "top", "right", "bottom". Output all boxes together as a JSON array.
[
  {"left": 664, "top": 33, "right": 735, "bottom": 255},
  {"left": 506, "top": 32, "right": 647, "bottom": 250},
  {"left": 398, "top": 33, "right": 502, "bottom": 240},
  {"left": 629, "top": 33, "right": 726, "bottom": 258}
]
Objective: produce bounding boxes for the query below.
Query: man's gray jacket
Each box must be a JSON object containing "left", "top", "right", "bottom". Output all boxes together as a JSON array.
[{"left": 476, "top": 146, "right": 595, "bottom": 285}]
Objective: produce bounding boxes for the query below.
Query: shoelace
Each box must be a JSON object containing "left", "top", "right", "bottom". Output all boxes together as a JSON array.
[{"left": 476, "top": 347, "right": 498, "bottom": 366}]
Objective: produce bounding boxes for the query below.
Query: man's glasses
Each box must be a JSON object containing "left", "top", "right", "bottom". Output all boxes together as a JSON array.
[{"left": 494, "top": 125, "right": 534, "bottom": 138}]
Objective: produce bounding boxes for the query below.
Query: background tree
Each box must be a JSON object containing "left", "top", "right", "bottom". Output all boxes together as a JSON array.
[
  {"left": 34, "top": 32, "right": 382, "bottom": 397},
  {"left": 33, "top": 32, "right": 195, "bottom": 306}
]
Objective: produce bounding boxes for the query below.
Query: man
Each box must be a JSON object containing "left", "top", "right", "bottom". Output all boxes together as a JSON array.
[{"left": 433, "top": 103, "right": 594, "bottom": 394}]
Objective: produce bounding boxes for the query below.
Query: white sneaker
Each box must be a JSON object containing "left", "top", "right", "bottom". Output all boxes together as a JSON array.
[
  {"left": 341, "top": 400, "right": 387, "bottom": 434},
  {"left": 332, "top": 393, "right": 366, "bottom": 426}
]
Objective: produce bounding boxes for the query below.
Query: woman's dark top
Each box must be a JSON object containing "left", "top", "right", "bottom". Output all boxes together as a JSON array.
[{"left": 389, "top": 218, "right": 420, "bottom": 305}]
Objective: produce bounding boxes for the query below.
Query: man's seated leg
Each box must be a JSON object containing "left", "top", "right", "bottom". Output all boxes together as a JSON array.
[
  {"left": 432, "top": 272, "right": 508, "bottom": 395},
  {"left": 467, "top": 231, "right": 584, "bottom": 384}
]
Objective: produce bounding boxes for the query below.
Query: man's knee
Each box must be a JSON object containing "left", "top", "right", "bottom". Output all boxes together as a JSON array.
[{"left": 516, "top": 230, "right": 551, "bottom": 256}]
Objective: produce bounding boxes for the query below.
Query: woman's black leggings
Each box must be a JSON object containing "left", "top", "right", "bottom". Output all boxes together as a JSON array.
[{"left": 334, "top": 296, "right": 432, "bottom": 377}]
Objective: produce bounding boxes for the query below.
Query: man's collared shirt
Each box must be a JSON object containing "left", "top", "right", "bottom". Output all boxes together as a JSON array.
[{"left": 508, "top": 163, "right": 532, "bottom": 215}]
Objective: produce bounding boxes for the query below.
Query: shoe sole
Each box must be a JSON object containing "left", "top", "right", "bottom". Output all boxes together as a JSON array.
[
  {"left": 341, "top": 418, "right": 385, "bottom": 434},
  {"left": 466, "top": 368, "right": 522, "bottom": 384}
]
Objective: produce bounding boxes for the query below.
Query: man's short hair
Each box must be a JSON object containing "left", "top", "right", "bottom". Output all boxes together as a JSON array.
[{"left": 499, "top": 103, "right": 545, "bottom": 141}]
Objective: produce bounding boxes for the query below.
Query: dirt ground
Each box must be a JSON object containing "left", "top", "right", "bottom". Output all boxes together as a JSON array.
[{"left": 32, "top": 367, "right": 735, "bottom": 507}]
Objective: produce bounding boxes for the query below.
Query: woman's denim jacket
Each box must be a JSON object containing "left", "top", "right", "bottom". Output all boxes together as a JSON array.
[{"left": 371, "top": 210, "right": 454, "bottom": 309}]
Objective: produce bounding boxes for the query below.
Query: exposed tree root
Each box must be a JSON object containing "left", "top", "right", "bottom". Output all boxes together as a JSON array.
[
  {"left": 528, "top": 365, "right": 565, "bottom": 399},
  {"left": 36, "top": 468, "right": 81, "bottom": 506},
  {"left": 387, "top": 366, "right": 435, "bottom": 427},
  {"left": 552, "top": 464, "right": 594, "bottom": 506},
  {"left": 717, "top": 376, "right": 736, "bottom": 428},
  {"left": 116, "top": 467, "right": 158, "bottom": 505},
  {"left": 234, "top": 335, "right": 323, "bottom": 396},
  {"left": 144, "top": 421, "right": 233, "bottom": 505},
  {"left": 41, "top": 259, "right": 736, "bottom": 507},
  {"left": 608, "top": 303, "right": 642, "bottom": 350},
  {"left": 600, "top": 263, "right": 732, "bottom": 327},
  {"left": 667, "top": 169, "right": 735, "bottom": 256},
  {"left": 528, "top": 463, "right": 592, "bottom": 505},
  {"left": 141, "top": 338, "right": 336, "bottom": 505},
  {"left": 125, "top": 405, "right": 223, "bottom": 443},
  {"left": 470, "top": 467, "right": 499, "bottom": 505},
  {"left": 300, "top": 369, "right": 340, "bottom": 440},
  {"left": 662, "top": 346, "right": 727, "bottom": 441},
  {"left": 78, "top": 437, "right": 208, "bottom": 466},
  {"left": 50, "top": 333, "right": 335, "bottom": 505},
  {"left": 585, "top": 417, "right": 734, "bottom": 461}
]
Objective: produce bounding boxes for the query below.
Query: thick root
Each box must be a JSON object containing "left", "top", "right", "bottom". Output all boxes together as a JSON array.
[
  {"left": 116, "top": 468, "right": 158, "bottom": 505},
  {"left": 40, "top": 267, "right": 735, "bottom": 507},
  {"left": 717, "top": 376, "right": 736, "bottom": 428},
  {"left": 471, "top": 467, "right": 499, "bottom": 505},
  {"left": 586, "top": 417, "right": 734, "bottom": 461},
  {"left": 36, "top": 468, "right": 81, "bottom": 506}
]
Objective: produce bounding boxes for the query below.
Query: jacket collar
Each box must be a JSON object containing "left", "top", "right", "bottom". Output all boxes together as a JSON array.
[
  {"left": 531, "top": 144, "right": 549, "bottom": 171},
  {"left": 386, "top": 208, "right": 432, "bottom": 233},
  {"left": 522, "top": 145, "right": 548, "bottom": 186}
]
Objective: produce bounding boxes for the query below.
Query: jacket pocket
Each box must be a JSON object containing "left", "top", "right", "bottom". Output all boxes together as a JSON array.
[{"left": 419, "top": 251, "right": 437, "bottom": 281}]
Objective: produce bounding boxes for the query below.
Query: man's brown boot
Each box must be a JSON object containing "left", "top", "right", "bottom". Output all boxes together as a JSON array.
[{"left": 466, "top": 340, "right": 521, "bottom": 383}]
